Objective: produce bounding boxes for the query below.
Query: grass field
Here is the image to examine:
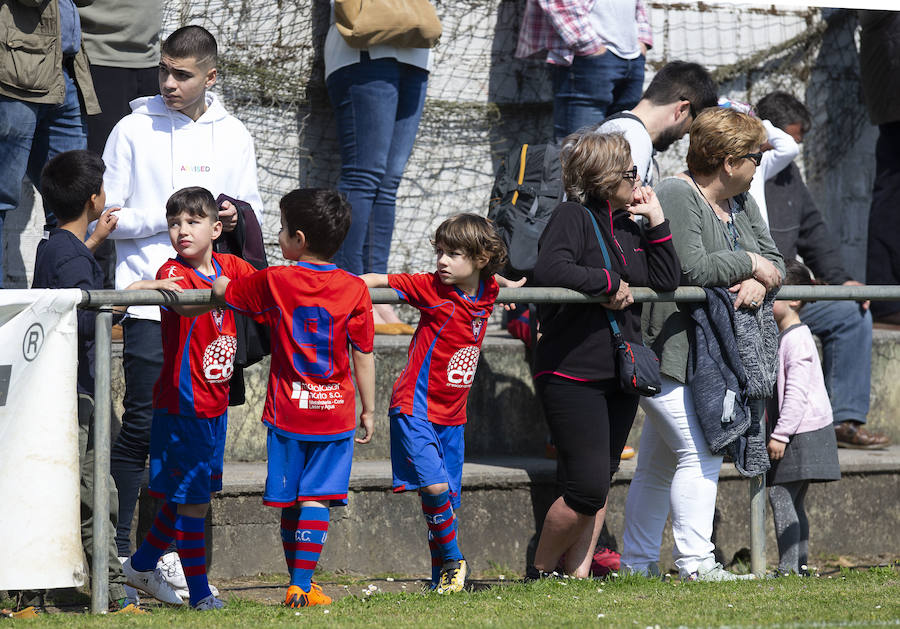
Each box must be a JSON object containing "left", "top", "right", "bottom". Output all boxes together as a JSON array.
[{"left": 3, "top": 567, "right": 900, "bottom": 628}]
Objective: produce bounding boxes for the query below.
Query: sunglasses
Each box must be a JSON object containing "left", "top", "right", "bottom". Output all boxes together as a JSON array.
[
  {"left": 739, "top": 152, "right": 763, "bottom": 167},
  {"left": 623, "top": 165, "right": 639, "bottom": 181},
  {"left": 680, "top": 96, "right": 697, "bottom": 120}
]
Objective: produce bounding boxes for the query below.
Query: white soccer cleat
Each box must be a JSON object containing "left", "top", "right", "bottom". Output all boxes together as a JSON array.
[
  {"left": 122, "top": 557, "right": 184, "bottom": 605},
  {"left": 157, "top": 551, "right": 219, "bottom": 599}
]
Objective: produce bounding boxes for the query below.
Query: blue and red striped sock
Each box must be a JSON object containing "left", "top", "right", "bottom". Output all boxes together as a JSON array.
[
  {"left": 428, "top": 531, "right": 442, "bottom": 586},
  {"left": 420, "top": 491, "right": 463, "bottom": 563},
  {"left": 131, "top": 502, "right": 177, "bottom": 571},
  {"left": 174, "top": 514, "right": 211, "bottom": 607},
  {"left": 282, "top": 506, "right": 329, "bottom": 590}
]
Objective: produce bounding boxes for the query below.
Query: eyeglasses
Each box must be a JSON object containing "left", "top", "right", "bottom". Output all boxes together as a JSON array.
[
  {"left": 739, "top": 152, "right": 763, "bottom": 167},
  {"left": 623, "top": 165, "right": 639, "bottom": 181},
  {"left": 680, "top": 96, "right": 697, "bottom": 120}
]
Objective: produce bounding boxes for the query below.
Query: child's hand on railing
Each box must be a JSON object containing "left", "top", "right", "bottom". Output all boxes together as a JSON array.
[{"left": 495, "top": 273, "right": 526, "bottom": 310}]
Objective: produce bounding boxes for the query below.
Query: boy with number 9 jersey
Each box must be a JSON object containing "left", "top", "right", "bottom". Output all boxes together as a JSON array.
[{"left": 213, "top": 189, "right": 375, "bottom": 608}]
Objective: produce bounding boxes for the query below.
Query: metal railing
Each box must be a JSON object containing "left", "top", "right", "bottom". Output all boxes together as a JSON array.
[{"left": 80, "top": 284, "right": 900, "bottom": 612}]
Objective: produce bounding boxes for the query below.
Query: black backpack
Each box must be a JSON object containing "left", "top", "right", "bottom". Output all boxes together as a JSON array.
[
  {"left": 488, "top": 142, "right": 563, "bottom": 278},
  {"left": 487, "top": 112, "right": 644, "bottom": 277}
]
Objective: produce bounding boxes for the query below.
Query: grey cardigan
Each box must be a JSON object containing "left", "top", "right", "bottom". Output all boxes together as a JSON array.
[{"left": 643, "top": 176, "right": 785, "bottom": 383}]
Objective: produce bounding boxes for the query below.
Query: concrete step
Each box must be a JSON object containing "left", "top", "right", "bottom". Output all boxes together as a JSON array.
[
  {"left": 138, "top": 446, "right": 900, "bottom": 579},
  {"left": 112, "top": 327, "right": 900, "bottom": 464}
]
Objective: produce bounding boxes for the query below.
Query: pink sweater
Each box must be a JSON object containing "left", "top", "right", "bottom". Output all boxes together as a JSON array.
[{"left": 772, "top": 324, "right": 834, "bottom": 443}]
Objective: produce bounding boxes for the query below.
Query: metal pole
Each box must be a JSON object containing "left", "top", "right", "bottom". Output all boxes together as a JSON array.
[
  {"left": 91, "top": 310, "right": 112, "bottom": 614},
  {"left": 750, "top": 473, "right": 766, "bottom": 577}
]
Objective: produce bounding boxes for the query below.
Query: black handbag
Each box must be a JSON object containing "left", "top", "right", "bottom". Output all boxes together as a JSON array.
[{"left": 582, "top": 206, "right": 662, "bottom": 397}]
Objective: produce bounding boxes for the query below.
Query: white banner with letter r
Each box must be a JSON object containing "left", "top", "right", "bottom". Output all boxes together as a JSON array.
[{"left": 0, "top": 289, "right": 85, "bottom": 590}]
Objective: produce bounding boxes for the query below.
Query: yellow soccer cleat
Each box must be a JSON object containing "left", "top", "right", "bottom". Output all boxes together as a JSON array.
[{"left": 436, "top": 559, "right": 469, "bottom": 594}]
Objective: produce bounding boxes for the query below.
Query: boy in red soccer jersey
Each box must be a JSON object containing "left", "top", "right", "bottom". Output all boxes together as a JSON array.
[
  {"left": 212, "top": 188, "right": 375, "bottom": 608},
  {"left": 362, "top": 213, "right": 518, "bottom": 594},
  {"left": 122, "top": 186, "right": 257, "bottom": 610}
]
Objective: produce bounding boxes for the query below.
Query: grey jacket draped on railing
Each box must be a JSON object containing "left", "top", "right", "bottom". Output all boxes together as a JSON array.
[{"left": 685, "top": 287, "right": 779, "bottom": 477}]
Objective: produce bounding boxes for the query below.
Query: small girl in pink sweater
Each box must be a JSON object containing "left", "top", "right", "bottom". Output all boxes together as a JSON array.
[{"left": 768, "top": 260, "right": 840, "bottom": 576}]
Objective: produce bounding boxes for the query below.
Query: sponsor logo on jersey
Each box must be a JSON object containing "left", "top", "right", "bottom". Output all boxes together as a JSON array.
[
  {"left": 290, "top": 381, "right": 345, "bottom": 410},
  {"left": 202, "top": 335, "right": 237, "bottom": 383},
  {"left": 447, "top": 345, "right": 480, "bottom": 388},
  {"left": 167, "top": 265, "right": 180, "bottom": 278}
]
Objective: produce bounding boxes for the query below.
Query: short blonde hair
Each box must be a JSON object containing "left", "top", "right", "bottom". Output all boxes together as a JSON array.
[
  {"left": 686, "top": 108, "right": 766, "bottom": 176},
  {"left": 560, "top": 132, "right": 631, "bottom": 205}
]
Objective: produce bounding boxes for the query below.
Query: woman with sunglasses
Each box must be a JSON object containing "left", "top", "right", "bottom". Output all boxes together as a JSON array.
[
  {"left": 528, "top": 131, "right": 681, "bottom": 579},
  {"left": 621, "top": 107, "right": 784, "bottom": 581}
]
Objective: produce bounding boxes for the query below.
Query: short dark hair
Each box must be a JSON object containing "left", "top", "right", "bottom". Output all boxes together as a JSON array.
[
  {"left": 783, "top": 259, "right": 815, "bottom": 287},
  {"left": 161, "top": 25, "right": 217, "bottom": 67},
  {"left": 166, "top": 186, "right": 219, "bottom": 220},
  {"left": 280, "top": 189, "right": 351, "bottom": 260},
  {"left": 755, "top": 91, "right": 811, "bottom": 135},
  {"left": 433, "top": 213, "right": 508, "bottom": 278},
  {"left": 40, "top": 150, "right": 105, "bottom": 224},
  {"left": 642, "top": 61, "right": 718, "bottom": 114}
]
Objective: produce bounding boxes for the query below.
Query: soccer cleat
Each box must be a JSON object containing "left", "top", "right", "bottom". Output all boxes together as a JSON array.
[
  {"left": 157, "top": 551, "right": 219, "bottom": 599},
  {"left": 683, "top": 562, "right": 757, "bottom": 582},
  {"left": 284, "top": 584, "right": 332, "bottom": 607},
  {"left": 192, "top": 594, "right": 226, "bottom": 611},
  {"left": 122, "top": 557, "right": 184, "bottom": 605},
  {"left": 118, "top": 556, "right": 142, "bottom": 606},
  {"left": 436, "top": 559, "right": 468, "bottom": 594}
]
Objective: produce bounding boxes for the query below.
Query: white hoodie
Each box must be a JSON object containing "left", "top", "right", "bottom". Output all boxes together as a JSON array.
[
  {"left": 748, "top": 119, "right": 799, "bottom": 229},
  {"left": 101, "top": 92, "right": 264, "bottom": 321}
]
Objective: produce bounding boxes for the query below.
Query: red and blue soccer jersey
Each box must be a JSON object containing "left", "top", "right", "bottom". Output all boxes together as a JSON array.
[
  {"left": 224, "top": 261, "right": 374, "bottom": 440},
  {"left": 153, "top": 252, "right": 257, "bottom": 418},
  {"left": 388, "top": 272, "right": 499, "bottom": 425}
]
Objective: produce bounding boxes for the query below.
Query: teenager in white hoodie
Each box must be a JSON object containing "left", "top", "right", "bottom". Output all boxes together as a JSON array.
[{"left": 101, "top": 25, "right": 263, "bottom": 601}]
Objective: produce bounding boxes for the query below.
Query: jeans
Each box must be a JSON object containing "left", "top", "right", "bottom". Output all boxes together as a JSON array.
[
  {"left": 800, "top": 300, "right": 872, "bottom": 424},
  {"left": 326, "top": 53, "right": 428, "bottom": 275},
  {"left": 621, "top": 377, "right": 722, "bottom": 577},
  {"left": 867, "top": 121, "right": 900, "bottom": 319},
  {"left": 551, "top": 52, "right": 645, "bottom": 141},
  {"left": 110, "top": 318, "right": 163, "bottom": 555},
  {"left": 0, "top": 67, "right": 87, "bottom": 286}
]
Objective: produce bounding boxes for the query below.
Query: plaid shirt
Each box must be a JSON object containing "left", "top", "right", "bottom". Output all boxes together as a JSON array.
[{"left": 515, "top": 0, "right": 653, "bottom": 66}]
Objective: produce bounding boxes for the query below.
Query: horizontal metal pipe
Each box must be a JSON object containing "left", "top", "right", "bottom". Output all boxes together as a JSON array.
[{"left": 78, "top": 284, "right": 900, "bottom": 308}]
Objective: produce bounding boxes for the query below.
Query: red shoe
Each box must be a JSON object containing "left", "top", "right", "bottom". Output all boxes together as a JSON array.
[{"left": 590, "top": 547, "right": 621, "bottom": 577}]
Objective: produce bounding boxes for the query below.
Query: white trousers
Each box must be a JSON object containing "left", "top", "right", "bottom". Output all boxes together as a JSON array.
[{"left": 621, "top": 377, "right": 723, "bottom": 577}]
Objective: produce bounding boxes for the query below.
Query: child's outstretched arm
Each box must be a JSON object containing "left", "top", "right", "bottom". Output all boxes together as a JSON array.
[
  {"left": 126, "top": 277, "right": 216, "bottom": 317},
  {"left": 494, "top": 274, "right": 527, "bottom": 310},
  {"left": 360, "top": 273, "right": 389, "bottom": 289},
  {"left": 352, "top": 348, "right": 375, "bottom": 444}
]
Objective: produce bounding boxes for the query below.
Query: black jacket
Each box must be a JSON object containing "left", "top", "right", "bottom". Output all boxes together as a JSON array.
[
  {"left": 765, "top": 163, "right": 852, "bottom": 285},
  {"left": 534, "top": 201, "right": 681, "bottom": 381}
]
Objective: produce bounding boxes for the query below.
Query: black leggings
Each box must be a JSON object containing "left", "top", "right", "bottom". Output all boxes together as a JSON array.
[{"left": 537, "top": 375, "right": 639, "bottom": 515}]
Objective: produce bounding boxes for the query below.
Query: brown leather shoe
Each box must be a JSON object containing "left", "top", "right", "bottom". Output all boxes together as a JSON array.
[{"left": 834, "top": 421, "right": 890, "bottom": 449}]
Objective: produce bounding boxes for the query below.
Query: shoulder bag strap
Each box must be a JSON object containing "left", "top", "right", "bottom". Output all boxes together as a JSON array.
[{"left": 581, "top": 206, "right": 625, "bottom": 342}]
